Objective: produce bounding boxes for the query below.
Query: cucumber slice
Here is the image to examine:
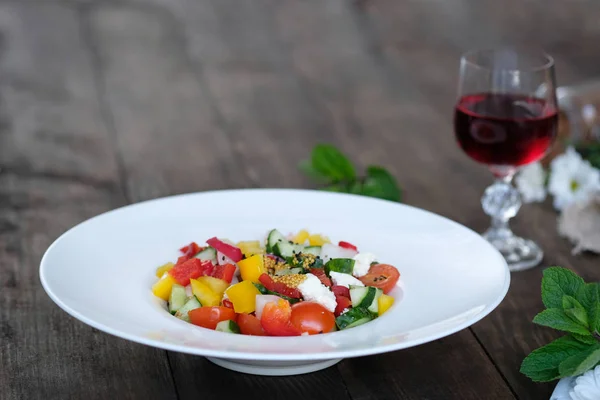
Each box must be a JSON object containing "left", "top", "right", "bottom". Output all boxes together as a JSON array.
[
  {"left": 303, "top": 246, "right": 321, "bottom": 257},
  {"left": 325, "top": 258, "right": 355, "bottom": 275},
  {"left": 215, "top": 320, "right": 241, "bottom": 334},
  {"left": 168, "top": 284, "right": 187, "bottom": 315},
  {"left": 368, "top": 287, "right": 384, "bottom": 314},
  {"left": 174, "top": 296, "right": 201, "bottom": 322},
  {"left": 266, "top": 229, "right": 286, "bottom": 253},
  {"left": 273, "top": 241, "right": 305, "bottom": 258},
  {"left": 194, "top": 246, "right": 217, "bottom": 263},
  {"left": 349, "top": 286, "right": 383, "bottom": 313},
  {"left": 335, "top": 307, "right": 374, "bottom": 330},
  {"left": 274, "top": 267, "right": 304, "bottom": 276}
]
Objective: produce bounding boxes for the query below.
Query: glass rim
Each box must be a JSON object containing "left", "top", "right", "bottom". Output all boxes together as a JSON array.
[{"left": 460, "top": 47, "right": 555, "bottom": 73}]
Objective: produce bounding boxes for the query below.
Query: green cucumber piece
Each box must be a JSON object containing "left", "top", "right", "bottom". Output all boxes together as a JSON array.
[
  {"left": 349, "top": 285, "right": 375, "bottom": 308},
  {"left": 368, "top": 287, "right": 384, "bottom": 314},
  {"left": 266, "top": 229, "right": 286, "bottom": 253},
  {"left": 272, "top": 241, "right": 305, "bottom": 258},
  {"left": 194, "top": 246, "right": 217, "bottom": 263},
  {"left": 168, "top": 284, "right": 187, "bottom": 315},
  {"left": 215, "top": 320, "right": 241, "bottom": 334},
  {"left": 325, "top": 258, "right": 355, "bottom": 275},
  {"left": 174, "top": 296, "right": 201, "bottom": 322},
  {"left": 303, "top": 246, "right": 321, "bottom": 257},
  {"left": 335, "top": 307, "right": 374, "bottom": 330}
]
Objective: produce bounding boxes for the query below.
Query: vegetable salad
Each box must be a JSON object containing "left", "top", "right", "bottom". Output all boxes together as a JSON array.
[{"left": 151, "top": 229, "right": 401, "bottom": 336}]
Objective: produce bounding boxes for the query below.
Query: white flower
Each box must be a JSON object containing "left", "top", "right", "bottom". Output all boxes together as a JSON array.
[
  {"left": 515, "top": 162, "right": 547, "bottom": 203},
  {"left": 570, "top": 365, "right": 600, "bottom": 400},
  {"left": 548, "top": 147, "right": 600, "bottom": 211}
]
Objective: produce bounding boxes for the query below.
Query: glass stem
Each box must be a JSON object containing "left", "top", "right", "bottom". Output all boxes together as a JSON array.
[{"left": 481, "top": 175, "right": 521, "bottom": 242}]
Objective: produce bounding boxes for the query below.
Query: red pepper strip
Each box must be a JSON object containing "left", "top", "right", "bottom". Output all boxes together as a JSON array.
[
  {"left": 310, "top": 268, "right": 332, "bottom": 287},
  {"left": 179, "top": 242, "right": 201, "bottom": 258},
  {"left": 258, "top": 274, "right": 302, "bottom": 299},
  {"left": 338, "top": 241, "right": 358, "bottom": 251},
  {"left": 213, "top": 264, "right": 236, "bottom": 284},
  {"left": 206, "top": 237, "right": 243, "bottom": 262}
]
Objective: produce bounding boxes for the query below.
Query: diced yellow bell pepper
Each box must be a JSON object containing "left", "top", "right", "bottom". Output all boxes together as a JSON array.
[
  {"left": 308, "top": 234, "right": 330, "bottom": 246},
  {"left": 190, "top": 278, "right": 221, "bottom": 306},
  {"left": 292, "top": 229, "right": 310, "bottom": 245},
  {"left": 237, "top": 241, "right": 264, "bottom": 257},
  {"left": 237, "top": 254, "right": 265, "bottom": 283},
  {"left": 378, "top": 294, "right": 395, "bottom": 316},
  {"left": 155, "top": 262, "right": 175, "bottom": 278},
  {"left": 152, "top": 273, "right": 176, "bottom": 301},
  {"left": 196, "top": 276, "right": 229, "bottom": 297},
  {"left": 225, "top": 280, "right": 260, "bottom": 313}
]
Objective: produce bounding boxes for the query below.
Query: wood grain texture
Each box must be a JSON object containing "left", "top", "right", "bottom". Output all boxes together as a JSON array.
[{"left": 0, "top": 3, "right": 176, "bottom": 400}]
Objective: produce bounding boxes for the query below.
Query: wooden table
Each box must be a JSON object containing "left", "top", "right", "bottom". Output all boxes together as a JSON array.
[{"left": 2, "top": 1, "right": 599, "bottom": 399}]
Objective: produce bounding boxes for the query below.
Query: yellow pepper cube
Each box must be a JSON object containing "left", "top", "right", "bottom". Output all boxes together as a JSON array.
[
  {"left": 237, "top": 241, "right": 264, "bottom": 257},
  {"left": 190, "top": 278, "right": 221, "bottom": 307},
  {"left": 155, "top": 262, "right": 175, "bottom": 278},
  {"left": 225, "top": 280, "right": 260, "bottom": 313},
  {"left": 152, "top": 273, "right": 176, "bottom": 301},
  {"left": 308, "top": 234, "right": 330, "bottom": 246},
  {"left": 378, "top": 294, "right": 395, "bottom": 316},
  {"left": 292, "top": 230, "right": 310, "bottom": 245},
  {"left": 237, "top": 254, "right": 265, "bottom": 283},
  {"left": 196, "top": 276, "right": 229, "bottom": 297}
]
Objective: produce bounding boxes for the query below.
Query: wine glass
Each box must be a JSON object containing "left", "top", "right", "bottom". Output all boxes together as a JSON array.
[{"left": 453, "top": 48, "right": 558, "bottom": 271}]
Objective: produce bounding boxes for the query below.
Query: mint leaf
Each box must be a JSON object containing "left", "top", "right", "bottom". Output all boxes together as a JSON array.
[
  {"left": 533, "top": 308, "right": 591, "bottom": 335},
  {"left": 572, "top": 333, "right": 598, "bottom": 345},
  {"left": 559, "top": 342, "right": 600, "bottom": 377},
  {"left": 520, "top": 335, "right": 591, "bottom": 382},
  {"left": 563, "top": 295, "right": 589, "bottom": 328},
  {"left": 311, "top": 144, "right": 356, "bottom": 182},
  {"left": 577, "top": 283, "right": 600, "bottom": 333},
  {"left": 542, "top": 267, "right": 585, "bottom": 309},
  {"left": 299, "top": 160, "right": 332, "bottom": 184},
  {"left": 360, "top": 166, "right": 402, "bottom": 202}
]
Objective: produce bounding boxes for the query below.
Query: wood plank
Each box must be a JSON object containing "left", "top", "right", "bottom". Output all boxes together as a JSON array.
[
  {"left": 0, "top": 3, "right": 176, "bottom": 399},
  {"left": 353, "top": 1, "right": 600, "bottom": 398},
  {"left": 94, "top": 0, "right": 515, "bottom": 398}
]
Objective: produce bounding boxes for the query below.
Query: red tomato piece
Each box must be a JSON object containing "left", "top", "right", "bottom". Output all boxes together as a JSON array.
[
  {"left": 237, "top": 313, "right": 266, "bottom": 336},
  {"left": 258, "top": 274, "right": 303, "bottom": 299},
  {"left": 334, "top": 295, "right": 352, "bottom": 317},
  {"left": 331, "top": 285, "right": 350, "bottom": 298},
  {"left": 176, "top": 255, "right": 191, "bottom": 264},
  {"left": 290, "top": 302, "right": 335, "bottom": 335},
  {"left": 338, "top": 241, "right": 358, "bottom": 251},
  {"left": 169, "top": 258, "right": 205, "bottom": 285},
  {"left": 179, "top": 242, "right": 201, "bottom": 258},
  {"left": 206, "top": 237, "right": 243, "bottom": 262},
  {"left": 358, "top": 264, "right": 400, "bottom": 294},
  {"left": 222, "top": 299, "right": 234, "bottom": 309},
  {"left": 213, "top": 263, "right": 236, "bottom": 283},
  {"left": 260, "top": 299, "right": 301, "bottom": 336},
  {"left": 188, "top": 306, "right": 236, "bottom": 330},
  {"left": 310, "top": 268, "right": 332, "bottom": 287}
]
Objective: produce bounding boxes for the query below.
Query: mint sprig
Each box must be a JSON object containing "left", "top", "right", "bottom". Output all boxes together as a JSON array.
[
  {"left": 300, "top": 144, "right": 402, "bottom": 202},
  {"left": 521, "top": 267, "right": 600, "bottom": 382}
]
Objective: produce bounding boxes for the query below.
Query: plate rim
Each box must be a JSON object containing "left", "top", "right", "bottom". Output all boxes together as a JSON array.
[{"left": 40, "top": 188, "right": 511, "bottom": 361}]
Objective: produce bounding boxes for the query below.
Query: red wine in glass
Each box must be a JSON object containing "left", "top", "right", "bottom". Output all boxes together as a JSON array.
[{"left": 454, "top": 93, "right": 558, "bottom": 168}]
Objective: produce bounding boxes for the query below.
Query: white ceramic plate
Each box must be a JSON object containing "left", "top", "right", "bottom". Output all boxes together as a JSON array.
[{"left": 40, "top": 189, "right": 510, "bottom": 376}]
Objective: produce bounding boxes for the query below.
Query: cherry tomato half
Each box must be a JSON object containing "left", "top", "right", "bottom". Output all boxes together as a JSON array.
[
  {"left": 290, "top": 302, "right": 336, "bottom": 335},
  {"left": 261, "top": 299, "right": 301, "bottom": 336},
  {"left": 358, "top": 264, "right": 400, "bottom": 294},
  {"left": 334, "top": 295, "right": 352, "bottom": 317},
  {"left": 237, "top": 313, "right": 266, "bottom": 336},
  {"left": 331, "top": 285, "right": 350, "bottom": 298},
  {"left": 188, "top": 306, "right": 236, "bottom": 330}
]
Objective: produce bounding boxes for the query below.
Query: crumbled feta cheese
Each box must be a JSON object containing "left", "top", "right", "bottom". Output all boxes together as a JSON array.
[
  {"left": 330, "top": 271, "right": 364, "bottom": 288},
  {"left": 297, "top": 273, "right": 337, "bottom": 312},
  {"left": 352, "top": 252, "right": 377, "bottom": 277}
]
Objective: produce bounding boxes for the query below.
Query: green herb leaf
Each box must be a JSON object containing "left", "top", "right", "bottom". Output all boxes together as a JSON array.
[
  {"left": 360, "top": 166, "right": 402, "bottom": 202},
  {"left": 558, "top": 342, "right": 600, "bottom": 377},
  {"left": 298, "top": 160, "right": 332, "bottom": 184},
  {"left": 572, "top": 333, "right": 598, "bottom": 345},
  {"left": 542, "top": 267, "right": 585, "bottom": 309},
  {"left": 563, "top": 295, "right": 589, "bottom": 328},
  {"left": 532, "top": 308, "right": 591, "bottom": 336},
  {"left": 577, "top": 283, "right": 600, "bottom": 333},
  {"left": 520, "top": 335, "right": 591, "bottom": 382},
  {"left": 311, "top": 144, "right": 356, "bottom": 182}
]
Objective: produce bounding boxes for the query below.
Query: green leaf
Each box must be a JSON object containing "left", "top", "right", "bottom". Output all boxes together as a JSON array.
[
  {"left": 520, "top": 335, "right": 591, "bottom": 382},
  {"left": 298, "top": 160, "right": 332, "bottom": 184},
  {"left": 577, "top": 283, "right": 600, "bottom": 333},
  {"left": 563, "top": 295, "right": 589, "bottom": 328},
  {"left": 572, "top": 333, "right": 598, "bottom": 345},
  {"left": 532, "top": 308, "right": 591, "bottom": 335},
  {"left": 542, "top": 267, "right": 585, "bottom": 309},
  {"left": 559, "top": 342, "right": 600, "bottom": 377},
  {"left": 311, "top": 144, "right": 356, "bottom": 182},
  {"left": 360, "top": 166, "right": 402, "bottom": 202}
]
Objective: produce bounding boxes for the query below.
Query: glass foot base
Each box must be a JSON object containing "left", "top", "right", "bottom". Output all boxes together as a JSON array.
[{"left": 482, "top": 231, "right": 543, "bottom": 271}]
